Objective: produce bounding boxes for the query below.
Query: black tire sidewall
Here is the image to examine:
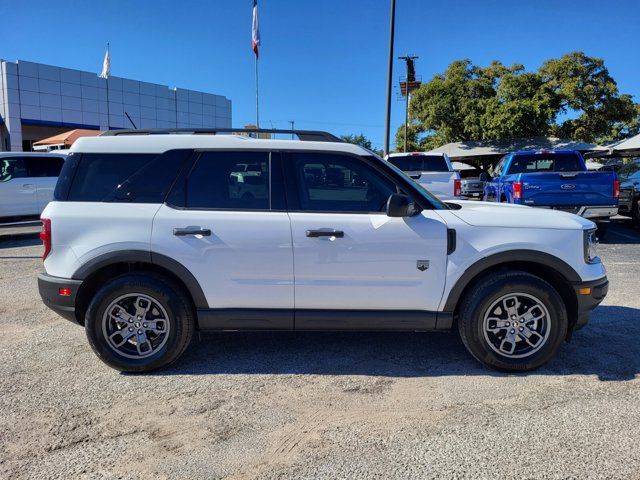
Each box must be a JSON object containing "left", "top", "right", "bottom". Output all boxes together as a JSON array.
[
  {"left": 459, "top": 273, "right": 568, "bottom": 371},
  {"left": 85, "top": 273, "right": 193, "bottom": 372}
]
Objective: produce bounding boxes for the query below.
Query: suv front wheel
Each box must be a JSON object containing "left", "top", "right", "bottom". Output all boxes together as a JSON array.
[
  {"left": 85, "top": 273, "right": 195, "bottom": 372},
  {"left": 458, "top": 271, "right": 568, "bottom": 372}
]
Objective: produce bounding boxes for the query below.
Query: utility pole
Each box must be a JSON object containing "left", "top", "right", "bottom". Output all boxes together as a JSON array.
[
  {"left": 383, "top": 0, "right": 396, "bottom": 157},
  {"left": 398, "top": 55, "right": 419, "bottom": 152},
  {"left": 289, "top": 120, "right": 295, "bottom": 139}
]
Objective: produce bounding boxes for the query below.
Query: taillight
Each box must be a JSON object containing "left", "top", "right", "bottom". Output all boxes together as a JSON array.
[
  {"left": 613, "top": 179, "right": 620, "bottom": 199},
  {"left": 513, "top": 181, "right": 523, "bottom": 200},
  {"left": 453, "top": 179, "right": 461, "bottom": 197},
  {"left": 40, "top": 218, "right": 51, "bottom": 261}
]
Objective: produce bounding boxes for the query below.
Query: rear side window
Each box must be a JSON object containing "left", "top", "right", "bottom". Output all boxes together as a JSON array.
[
  {"left": 388, "top": 155, "right": 449, "bottom": 172},
  {"left": 62, "top": 150, "right": 191, "bottom": 203},
  {"left": 25, "top": 157, "right": 64, "bottom": 177},
  {"left": 508, "top": 153, "right": 582, "bottom": 174},
  {"left": 183, "top": 151, "right": 270, "bottom": 210}
]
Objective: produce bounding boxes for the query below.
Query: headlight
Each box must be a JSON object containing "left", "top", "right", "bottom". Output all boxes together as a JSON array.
[{"left": 583, "top": 228, "right": 599, "bottom": 264}]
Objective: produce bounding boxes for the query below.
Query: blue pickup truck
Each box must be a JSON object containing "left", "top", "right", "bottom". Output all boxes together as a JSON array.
[{"left": 483, "top": 150, "right": 619, "bottom": 235}]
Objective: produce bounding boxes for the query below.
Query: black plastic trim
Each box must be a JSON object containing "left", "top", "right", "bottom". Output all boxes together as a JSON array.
[
  {"left": 197, "top": 309, "right": 294, "bottom": 330},
  {"left": 71, "top": 250, "right": 209, "bottom": 309},
  {"left": 573, "top": 276, "right": 609, "bottom": 329},
  {"left": 447, "top": 228, "right": 456, "bottom": 255},
  {"left": 443, "top": 250, "right": 582, "bottom": 312},
  {"left": 196, "top": 308, "right": 448, "bottom": 331},
  {"left": 38, "top": 272, "right": 83, "bottom": 324},
  {"left": 295, "top": 309, "right": 438, "bottom": 331}
]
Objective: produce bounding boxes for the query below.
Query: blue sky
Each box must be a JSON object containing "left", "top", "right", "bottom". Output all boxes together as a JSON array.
[{"left": 1, "top": 0, "right": 639, "bottom": 149}]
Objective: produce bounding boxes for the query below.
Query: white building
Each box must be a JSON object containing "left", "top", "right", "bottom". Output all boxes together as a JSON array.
[{"left": 0, "top": 59, "right": 232, "bottom": 151}]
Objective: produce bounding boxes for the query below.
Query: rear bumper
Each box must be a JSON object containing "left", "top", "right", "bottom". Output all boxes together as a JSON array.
[
  {"left": 38, "top": 272, "right": 82, "bottom": 325},
  {"left": 577, "top": 206, "right": 618, "bottom": 219},
  {"left": 573, "top": 276, "right": 608, "bottom": 329}
]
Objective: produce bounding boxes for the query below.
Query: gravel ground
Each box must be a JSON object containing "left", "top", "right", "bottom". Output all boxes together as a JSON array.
[{"left": 0, "top": 220, "right": 639, "bottom": 479}]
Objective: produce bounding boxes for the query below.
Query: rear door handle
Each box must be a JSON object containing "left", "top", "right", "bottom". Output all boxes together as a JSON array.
[
  {"left": 173, "top": 227, "right": 211, "bottom": 237},
  {"left": 22, "top": 183, "right": 36, "bottom": 189},
  {"left": 306, "top": 229, "right": 344, "bottom": 238},
  {"left": 409, "top": 173, "right": 422, "bottom": 180}
]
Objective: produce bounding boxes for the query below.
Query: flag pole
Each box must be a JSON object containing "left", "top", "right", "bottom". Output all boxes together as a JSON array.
[{"left": 255, "top": 55, "right": 259, "bottom": 128}]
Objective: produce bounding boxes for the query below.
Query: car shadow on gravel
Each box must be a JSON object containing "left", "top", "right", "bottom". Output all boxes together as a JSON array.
[{"left": 156, "top": 305, "right": 639, "bottom": 382}]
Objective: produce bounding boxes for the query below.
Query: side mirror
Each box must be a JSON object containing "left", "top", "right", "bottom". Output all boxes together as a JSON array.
[
  {"left": 479, "top": 172, "right": 489, "bottom": 182},
  {"left": 386, "top": 193, "right": 419, "bottom": 217}
]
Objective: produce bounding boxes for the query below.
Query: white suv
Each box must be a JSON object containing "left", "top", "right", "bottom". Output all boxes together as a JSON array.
[{"left": 37, "top": 129, "right": 608, "bottom": 372}]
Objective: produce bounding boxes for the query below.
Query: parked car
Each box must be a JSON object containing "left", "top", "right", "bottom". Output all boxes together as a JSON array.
[
  {"left": 458, "top": 168, "right": 487, "bottom": 199},
  {"left": 0, "top": 152, "right": 67, "bottom": 220},
  {"left": 617, "top": 160, "right": 640, "bottom": 223},
  {"left": 483, "top": 150, "right": 619, "bottom": 237},
  {"left": 386, "top": 152, "right": 461, "bottom": 199},
  {"left": 38, "top": 130, "right": 607, "bottom": 373}
]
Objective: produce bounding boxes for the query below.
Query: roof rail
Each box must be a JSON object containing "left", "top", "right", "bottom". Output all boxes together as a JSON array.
[{"left": 99, "top": 128, "right": 343, "bottom": 143}]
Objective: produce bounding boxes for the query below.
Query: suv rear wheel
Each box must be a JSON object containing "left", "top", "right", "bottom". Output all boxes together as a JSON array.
[
  {"left": 85, "top": 273, "right": 195, "bottom": 372},
  {"left": 457, "top": 271, "right": 568, "bottom": 371}
]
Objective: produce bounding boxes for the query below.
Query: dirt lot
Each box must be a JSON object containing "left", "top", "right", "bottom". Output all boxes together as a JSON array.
[{"left": 1, "top": 220, "right": 639, "bottom": 479}]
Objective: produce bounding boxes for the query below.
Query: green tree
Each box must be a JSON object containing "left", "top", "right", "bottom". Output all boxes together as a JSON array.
[
  {"left": 340, "top": 133, "right": 384, "bottom": 156},
  {"left": 398, "top": 52, "right": 639, "bottom": 150},
  {"left": 340, "top": 133, "right": 373, "bottom": 150},
  {"left": 539, "top": 52, "right": 638, "bottom": 143}
]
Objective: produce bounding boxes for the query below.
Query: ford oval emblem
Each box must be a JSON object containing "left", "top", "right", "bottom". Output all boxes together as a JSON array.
[{"left": 561, "top": 184, "right": 576, "bottom": 190}]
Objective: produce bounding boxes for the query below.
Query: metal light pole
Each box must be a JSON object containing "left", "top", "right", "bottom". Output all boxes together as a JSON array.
[
  {"left": 398, "top": 55, "right": 418, "bottom": 152},
  {"left": 383, "top": 0, "right": 396, "bottom": 157}
]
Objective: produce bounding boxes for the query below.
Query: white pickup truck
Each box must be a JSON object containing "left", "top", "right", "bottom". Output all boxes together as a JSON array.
[{"left": 386, "top": 152, "right": 461, "bottom": 199}]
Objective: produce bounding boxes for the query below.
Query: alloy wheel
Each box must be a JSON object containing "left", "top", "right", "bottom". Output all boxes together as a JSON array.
[
  {"left": 482, "top": 293, "right": 551, "bottom": 359},
  {"left": 102, "top": 293, "right": 170, "bottom": 359}
]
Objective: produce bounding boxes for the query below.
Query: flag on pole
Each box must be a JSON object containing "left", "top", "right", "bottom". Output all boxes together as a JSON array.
[
  {"left": 252, "top": 0, "right": 260, "bottom": 58},
  {"left": 100, "top": 44, "right": 111, "bottom": 79}
]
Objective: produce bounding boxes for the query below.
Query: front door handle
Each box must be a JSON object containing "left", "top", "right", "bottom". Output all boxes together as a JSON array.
[
  {"left": 173, "top": 227, "right": 211, "bottom": 237},
  {"left": 306, "top": 229, "right": 344, "bottom": 238},
  {"left": 22, "top": 183, "right": 36, "bottom": 189}
]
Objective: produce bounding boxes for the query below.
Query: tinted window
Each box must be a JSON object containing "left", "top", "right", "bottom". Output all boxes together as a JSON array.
[
  {"left": 508, "top": 153, "right": 582, "bottom": 174},
  {"left": 290, "top": 153, "right": 396, "bottom": 212},
  {"left": 65, "top": 152, "right": 188, "bottom": 202},
  {"left": 185, "top": 151, "right": 269, "bottom": 210},
  {"left": 25, "top": 156, "right": 64, "bottom": 177},
  {"left": 0, "top": 157, "right": 28, "bottom": 182},
  {"left": 388, "top": 154, "right": 449, "bottom": 172}
]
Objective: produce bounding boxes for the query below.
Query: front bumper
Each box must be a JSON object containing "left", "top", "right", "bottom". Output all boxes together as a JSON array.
[
  {"left": 38, "top": 272, "right": 83, "bottom": 324},
  {"left": 573, "top": 276, "right": 609, "bottom": 329}
]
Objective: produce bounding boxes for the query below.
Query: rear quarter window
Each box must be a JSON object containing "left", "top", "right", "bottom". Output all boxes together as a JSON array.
[{"left": 58, "top": 150, "right": 192, "bottom": 203}]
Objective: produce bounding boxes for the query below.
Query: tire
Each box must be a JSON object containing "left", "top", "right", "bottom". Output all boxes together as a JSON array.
[
  {"left": 632, "top": 199, "right": 640, "bottom": 225},
  {"left": 595, "top": 221, "right": 608, "bottom": 240},
  {"left": 85, "top": 273, "right": 195, "bottom": 372},
  {"left": 457, "top": 271, "right": 568, "bottom": 372}
]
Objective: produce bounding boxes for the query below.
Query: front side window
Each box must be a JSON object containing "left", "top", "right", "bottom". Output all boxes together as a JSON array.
[
  {"left": 289, "top": 153, "right": 396, "bottom": 213},
  {"left": 0, "top": 158, "right": 28, "bottom": 182},
  {"left": 185, "top": 151, "right": 270, "bottom": 210}
]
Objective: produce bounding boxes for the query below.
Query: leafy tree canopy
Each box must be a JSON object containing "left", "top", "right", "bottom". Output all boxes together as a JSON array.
[{"left": 396, "top": 52, "right": 639, "bottom": 151}]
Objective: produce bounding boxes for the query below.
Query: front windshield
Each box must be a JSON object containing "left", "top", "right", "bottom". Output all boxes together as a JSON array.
[{"left": 371, "top": 155, "right": 449, "bottom": 209}]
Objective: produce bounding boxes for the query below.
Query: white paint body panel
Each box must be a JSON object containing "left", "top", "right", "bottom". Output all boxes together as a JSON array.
[
  {"left": 289, "top": 211, "right": 448, "bottom": 310},
  {"left": 42, "top": 202, "right": 160, "bottom": 278},
  {"left": 0, "top": 178, "right": 38, "bottom": 216},
  {"left": 414, "top": 171, "right": 460, "bottom": 199},
  {"left": 151, "top": 206, "right": 294, "bottom": 309}
]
